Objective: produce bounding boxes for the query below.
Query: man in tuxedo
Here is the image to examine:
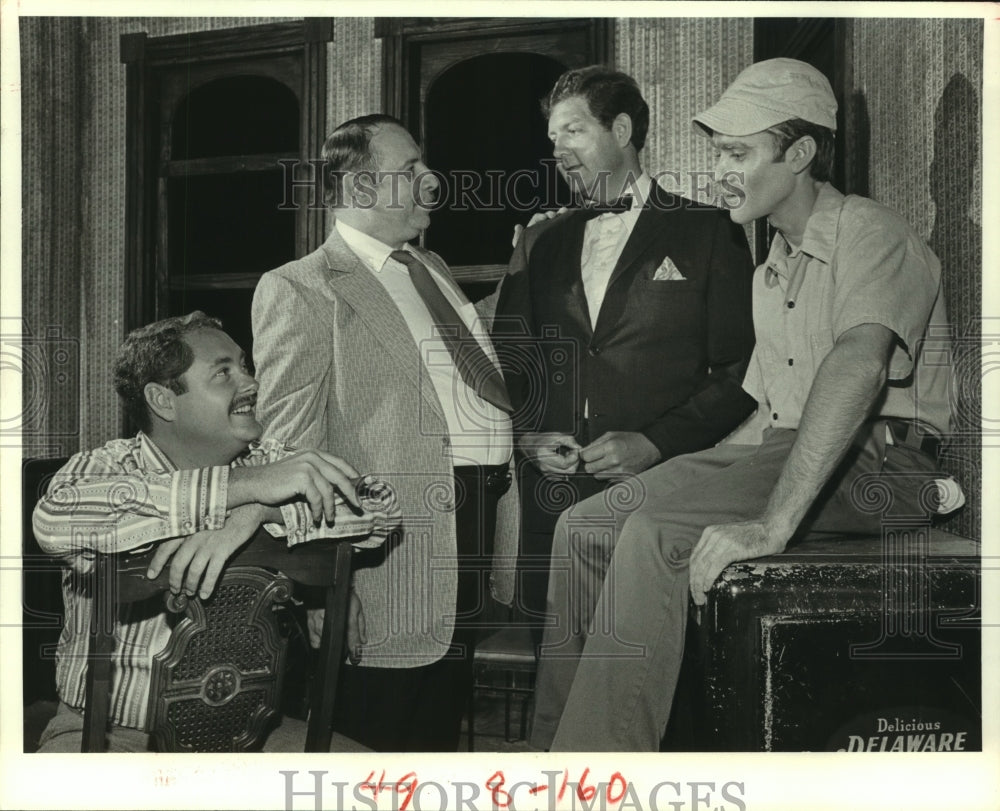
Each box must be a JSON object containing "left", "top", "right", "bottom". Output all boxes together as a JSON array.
[
  {"left": 494, "top": 67, "right": 757, "bottom": 645},
  {"left": 252, "top": 114, "right": 517, "bottom": 751}
]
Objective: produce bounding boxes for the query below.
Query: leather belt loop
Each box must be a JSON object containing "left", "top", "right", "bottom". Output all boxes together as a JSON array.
[
  {"left": 485, "top": 469, "right": 512, "bottom": 495},
  {"left": 886, "top": 418, "right": 941, "bottom": 460},
  {"left": 454, "top": 464, "right": 512, "bottom": 496}
]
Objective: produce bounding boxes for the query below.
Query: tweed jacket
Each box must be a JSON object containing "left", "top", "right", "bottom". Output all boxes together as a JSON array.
[{"left": 252, "top": 227, "right": 518, "bottom": 667}]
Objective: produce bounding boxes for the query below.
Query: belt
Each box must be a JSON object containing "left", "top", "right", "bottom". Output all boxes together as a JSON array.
[
  {"left": 454, "top": 463, "right": 513, "bottom": 495},
  {"left": 885, "top": 418, "right": 941, "bottom": 460}
]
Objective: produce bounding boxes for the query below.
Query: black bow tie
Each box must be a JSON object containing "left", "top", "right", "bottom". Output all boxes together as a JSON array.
[{"left": 579, "top": 196, "right": 633, "bottom": 220}]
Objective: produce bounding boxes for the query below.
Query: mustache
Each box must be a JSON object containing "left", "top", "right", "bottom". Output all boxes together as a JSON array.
[{"left": 230, "top": 393, "right": 258, "bottom": 411}]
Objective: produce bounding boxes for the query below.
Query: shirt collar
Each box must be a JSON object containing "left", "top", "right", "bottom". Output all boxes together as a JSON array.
[
  {"left": 606, "top": 171, "right": 653, "bottom": 214},
  {"left": 586, "top": 172, "right": 653, "bottom": 226},
  {"left": 774, "top": 182, "right": 843, "bottom": 265},
  {"left": 137, "top": 431, "right": 256, "bottom": 471},
  {"left": 335, "top": 219, "right": 418, "bottom": 274},
  {"left": 620, "top": 171, "right": 653, "bottom": 211},
  {"left": 137, "top": 431, "right": 178, "bottom": 473}
]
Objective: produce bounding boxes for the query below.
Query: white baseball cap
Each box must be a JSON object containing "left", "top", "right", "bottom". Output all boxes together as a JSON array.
[{"left": 693, "top": 58, "right": 837, "bottom": 136}]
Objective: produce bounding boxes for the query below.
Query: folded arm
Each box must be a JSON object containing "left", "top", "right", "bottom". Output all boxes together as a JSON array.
[
  {"left": 33, "top": 438, "right": 389, "bottom": 561},
  {"left": 32, "top": 448, "right": 231, "bottom": 557}
]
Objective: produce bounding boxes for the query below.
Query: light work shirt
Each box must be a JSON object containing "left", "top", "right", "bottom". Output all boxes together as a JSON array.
[{"left": 742, "top": 183, "right": 953, "bottom": 437}]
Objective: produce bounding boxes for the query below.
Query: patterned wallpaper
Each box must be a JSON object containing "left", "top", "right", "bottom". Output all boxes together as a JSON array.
[
  {"left": 617, "top": 17, "right": 753, "bottom": 201},
  {"left": 20, "top": 16, "right": 366, "bottom": 454},
  {"left": 324, "top": 18, "right": 382, "bottom": 235},
  {"left": 849, "top": 18, "right": 983, "bottom": 540},
  {"left": 19, "top": 18, "right": 86, "bottom": 457},
  {"left": 20, "top": 16, "right": 985, "bottom": 543}
]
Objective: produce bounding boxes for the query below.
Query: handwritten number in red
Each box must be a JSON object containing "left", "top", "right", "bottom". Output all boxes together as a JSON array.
[{"left": 486, "top": 770, "right": 511, "bottom": 809}]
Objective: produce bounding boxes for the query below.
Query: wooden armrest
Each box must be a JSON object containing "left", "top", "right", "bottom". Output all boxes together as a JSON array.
[{"left": 115, "top": 527, "right": 368, "bottom": 601}]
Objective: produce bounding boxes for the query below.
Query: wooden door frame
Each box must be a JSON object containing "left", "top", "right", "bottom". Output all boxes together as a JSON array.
[{"left": 119, "top": 19, "right": 333, "bottom": 341}]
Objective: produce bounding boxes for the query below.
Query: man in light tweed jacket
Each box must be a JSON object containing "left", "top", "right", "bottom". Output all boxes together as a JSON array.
[{"left": 252, "top": 114, "right": 518, "bottom": 751}]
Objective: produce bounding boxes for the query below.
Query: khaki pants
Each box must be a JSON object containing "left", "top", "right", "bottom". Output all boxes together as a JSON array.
[{"left": 530, "top": 427, "right": 940, "bottom": 751}]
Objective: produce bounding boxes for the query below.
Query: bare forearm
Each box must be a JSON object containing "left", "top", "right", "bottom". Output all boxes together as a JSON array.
[
  {"left": 226, "top": 467, "right": 261, "bottom": 510},
  {"left": 689, "top": 324, "right": 896, "bottom": 603},
  {"left": 226, "top": 502, "right": 269, "bottom": 532},
  {"left": 762, "top": 327, "right": 891, "bottom": 539}
]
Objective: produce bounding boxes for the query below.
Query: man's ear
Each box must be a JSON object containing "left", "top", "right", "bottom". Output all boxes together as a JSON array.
[
  {"left": 786, "top": 135, "right": 818, "bottom": 176},
  {"left": 343, "top": 168, "right": 377, "bottom": 208},
  {"left": 340, "top": 170, "right": 356, "bottom": 205},
  {"left": 612, "top": 113, "right": 633, "bottom": 149},
  {"left": 144, "top": 382, "right": 177, "bottom": 424}
]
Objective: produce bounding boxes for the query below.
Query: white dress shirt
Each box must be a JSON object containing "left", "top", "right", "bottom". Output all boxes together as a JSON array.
[
  {"left": 579, "top": 173, "right": 652, "bottom": 418},
  {"left": 335, "top": 220, "right": 512, "bottom": 466},
  {"left": 580, "top": 172, "right": 652, "bottom": 328}
]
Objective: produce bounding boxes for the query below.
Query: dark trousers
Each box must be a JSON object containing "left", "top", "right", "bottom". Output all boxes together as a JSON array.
[
  {"left": 332, "top": 464, "right": 509, "bottom": 752},
  {"left": 517, "top": 460, "right": 605, "bottom": 649}
]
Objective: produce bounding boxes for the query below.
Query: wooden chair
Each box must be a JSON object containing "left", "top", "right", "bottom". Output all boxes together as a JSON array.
[
  {"left": 468, "top": 622, "right": 537, "bottom": 750},
  {"left": 82, "top": 530, "right": 355, "bottom": 752}
]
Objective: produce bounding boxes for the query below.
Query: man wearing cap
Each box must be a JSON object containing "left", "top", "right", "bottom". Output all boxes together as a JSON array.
[
  {"left": 494, "top": 66, "right": 757, "bottom": 649},
  {"left": 530, "top": 58, "right": 958, "bottom": 751}
]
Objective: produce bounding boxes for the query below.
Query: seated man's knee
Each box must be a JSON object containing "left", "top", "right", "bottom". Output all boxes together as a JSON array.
[
  {"left": 565, "top": 521, "right": 616, "bottom": 571},
  {"left": 618, "top": 511, "right": 693, "bottom": 575}
]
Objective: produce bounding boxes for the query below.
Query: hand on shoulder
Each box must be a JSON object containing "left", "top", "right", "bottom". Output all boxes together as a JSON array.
[{"left": 511, "top": 207, "right": 570, "bottom": 247}]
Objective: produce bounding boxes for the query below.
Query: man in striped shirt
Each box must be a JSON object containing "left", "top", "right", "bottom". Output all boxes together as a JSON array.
[{"left": 32, "top": 311, "right": 392, "bottom": 752}]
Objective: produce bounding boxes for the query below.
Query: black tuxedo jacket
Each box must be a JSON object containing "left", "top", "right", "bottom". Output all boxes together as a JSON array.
[{"left": 494, "top": 184, "right": 757, "bottom": 529}]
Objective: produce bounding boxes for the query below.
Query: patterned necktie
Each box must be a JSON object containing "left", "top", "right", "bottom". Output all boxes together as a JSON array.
[{"left": 390, "top": 250, "right": 513, "bottom": 413}]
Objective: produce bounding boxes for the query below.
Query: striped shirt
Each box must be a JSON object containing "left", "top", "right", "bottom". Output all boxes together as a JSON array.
[{"left": 32, "top": 432, "right": 397, "bottom": 730}]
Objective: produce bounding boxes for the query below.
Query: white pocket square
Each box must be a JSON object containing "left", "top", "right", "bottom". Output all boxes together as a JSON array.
[{"left": 652, "top": 257, "right": 686, "bottom": 281}]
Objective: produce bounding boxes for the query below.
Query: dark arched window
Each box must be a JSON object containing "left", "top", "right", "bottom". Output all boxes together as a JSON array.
[
  {"left": 121, "top": 21, "right": 332, "bottom": 372},
  {"left": 377, "top": 17, "right": 613, "bottom": 298},
  {"left": 167, "top": 75, "right": 299, "bottom": 281},
  {"left": 424, "top": 52, "right": 569, "bottom": 275},
  {"left": 165, "top": 73, "right": 299, "bottom": 358},
  {"left": 172, "top": 75, "right": 300, "bottom": 159}
]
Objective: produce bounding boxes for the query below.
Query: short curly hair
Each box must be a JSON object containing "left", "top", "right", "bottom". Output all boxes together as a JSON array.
[
  {"left": 542, "top": 66, "right": 650, "bottom": 152},
  {"left": 114, "top": 311, "right": 223, "bottom": 433}
]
